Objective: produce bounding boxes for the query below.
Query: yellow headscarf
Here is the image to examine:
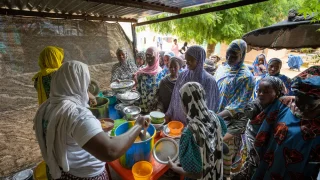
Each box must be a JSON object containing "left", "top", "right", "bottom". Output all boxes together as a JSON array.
[{"left": 32, "top": 46, "right": 64, "bottom": 104}]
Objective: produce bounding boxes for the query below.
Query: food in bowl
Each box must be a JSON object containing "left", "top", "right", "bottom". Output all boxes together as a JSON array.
[
  {"left": 100, "top": 118, "right": 114, "bottom": 132},
  {"left": 134, "top": 131, "right": 151, "bottom": 143},
  {"left": 168, "top": 121, "right": 184, "bottom": 135},
  {"left": 116, "top": 91, "right": 140, "bottom": 101},
  {"left": 150, "top": 111, "right": 165, "bottom": 124}
]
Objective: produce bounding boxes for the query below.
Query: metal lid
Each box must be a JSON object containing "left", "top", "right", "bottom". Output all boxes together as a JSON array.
[
  {"left": 116, "top": 91, "right": 140, "bottom": 101},
  {"left": 123, "top": 106, "right": 141, "bottom": 115},
  {"left": 153, "top": 138, "right": 179, "bottom": 164},
  {"left": 13, "top": 169, "right": 33, "bottom": 180},
  {"left": 110, "top": 80, "right": 135, "bottom": 90}
]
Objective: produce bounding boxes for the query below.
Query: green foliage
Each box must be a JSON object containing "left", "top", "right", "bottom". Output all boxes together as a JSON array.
[
  {"left": 140, "top": 0, "right": 305, "bottom": 44},
  {"left": 300, "top": 48, "right": 314, "bottom": 53},
  {"left": 299, "top": 0, "right": 320, "bottom": 22}
]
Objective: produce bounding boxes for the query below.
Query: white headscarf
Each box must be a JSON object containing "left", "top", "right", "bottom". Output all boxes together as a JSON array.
[{"left": 33, "top": 61, "right": 96, "bottom": 179}]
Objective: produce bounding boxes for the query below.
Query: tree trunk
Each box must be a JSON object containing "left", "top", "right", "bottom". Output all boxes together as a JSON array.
[{"left": 206, "top": 43, "right": 216, "bottom": 58}]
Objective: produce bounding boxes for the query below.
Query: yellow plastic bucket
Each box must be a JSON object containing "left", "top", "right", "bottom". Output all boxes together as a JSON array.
[
  {"left": 33, "top": 161, "right": 47, "bottom": 180},
  {"left": 132, "top": 161, "right": 153, "bottom": 180}
]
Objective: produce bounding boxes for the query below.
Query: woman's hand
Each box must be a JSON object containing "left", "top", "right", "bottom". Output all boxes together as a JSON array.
[
  {"left": 279, "top": 96, "right": 295, "bottom": 107},
  {"left": 135, "top": 115, "right": 150, "bottom": 129},
  {"left": 88, "top": 91, "right": 97, "bottom": 106},
  {"left": 168, "top": 156, "right": 178, "bottom": 170}
]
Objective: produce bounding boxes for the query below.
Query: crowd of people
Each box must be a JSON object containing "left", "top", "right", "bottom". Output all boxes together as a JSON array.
[{"left": 32, "top": 39, "right": 320, "bottom": 180}]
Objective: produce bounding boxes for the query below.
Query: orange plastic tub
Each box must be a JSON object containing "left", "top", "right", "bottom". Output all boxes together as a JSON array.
[
  {"left": 132, "top": 161, "right": 153, "bottom": 180},
  {"left": 168, "top": 121, "right": 184, "bottom": 135}
]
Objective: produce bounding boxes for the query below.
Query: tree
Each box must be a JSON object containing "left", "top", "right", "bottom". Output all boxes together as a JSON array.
[
  {"left": 139, "top": 0, "right": 304, "bottom": 56},
  {"left": 299, "top": 0, "right": 320, "bottom": 23}
]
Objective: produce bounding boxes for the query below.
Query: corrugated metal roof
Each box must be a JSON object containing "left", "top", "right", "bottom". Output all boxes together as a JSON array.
[{"left": 0, "top": 0, "right": 220, "bottom": 22}]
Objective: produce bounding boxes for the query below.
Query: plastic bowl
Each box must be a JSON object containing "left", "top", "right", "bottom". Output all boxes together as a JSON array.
[
  {"left": 151, "top": 121, "right": 165, "bottom": 131},
  {"left": 168, "top": 121, "right": 184, "bottom": 135},
  {"left": 132, "top": 161, "right": 153, "bottom": 180},
  {"left": 149, "top": 111, "right": 165, "bottom": 124}
]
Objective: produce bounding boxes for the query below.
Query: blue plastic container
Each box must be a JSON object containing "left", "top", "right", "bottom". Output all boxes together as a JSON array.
[
  {"left": 115, "top": 122, "right": 156, "bottom": 169},
  {"left": 98, "top": 91, "right": 117, "bottom": 105}
]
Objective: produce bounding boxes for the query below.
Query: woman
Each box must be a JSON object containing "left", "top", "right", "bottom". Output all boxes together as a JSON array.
[
  {"left": 32, "top": 46, "right": 64, "bottom": 105},
  {"left": 179, "top": 42, "right": 188, "bottom": 55},
  {"left": 171, "top": 39, "right": 180, "bottom": 56},
  {"left": 157, "top": 57, "right": 180, "bottom": 113},
  {"left": 253, "top": 58, "right": 293, "bottom": 98},
  {"left": 34, "top": 61, "right": 149, "bottom": 179},
  {"left": 135, "top": 47, "right": 166, "bottom": 113},
  {"left": 110, "top": 47, "right": 138, "bottom": 82},
  {"left": 166, "top": 46, "right": 219, "bottom": 125},
  {"left": 288, "top": 54, "right": 303, "bottom": 71},
  {"left": 161, "top": 51, "right": 175, "bottom": 75},
  {"left": 250, "top": 75, "right": 320, "bottom": 179},
  {"left": 168, "top": 82, "right": 223, "bottom": 180},
  {"left": 252, "top": 54, "right": 267, "bottom": 76},
  {"left": 204, "top": 54, "right": 221, "bottom": 75},
  {"left": 214, "top": 39, "right": 255, "bottom": 178},
  {"left": 136, "top": 51, "right": 146, "bottom": 69},
  {"left": 159, "top": 51, "right": 166, "bottom": 68},
  {"left": 232, "top": 76, "right": 287, "bottom": 180}
]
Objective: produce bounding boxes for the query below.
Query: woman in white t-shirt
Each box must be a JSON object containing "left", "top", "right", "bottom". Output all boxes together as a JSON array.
[{"left": 34, "top": 60, "right": 149, "bottom": 180}]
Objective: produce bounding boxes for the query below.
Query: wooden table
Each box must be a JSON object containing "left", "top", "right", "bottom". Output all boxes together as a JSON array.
[{"left": 106, "top": 134, "right": 183, "bottom": 180}]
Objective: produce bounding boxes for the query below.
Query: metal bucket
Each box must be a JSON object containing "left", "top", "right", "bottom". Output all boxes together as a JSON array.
[
  {"left": 115, "top": 122, "right": 155, "bottom": 169},
  {"left": 88, "top": 97, "right": 109, "bottom": 119}
]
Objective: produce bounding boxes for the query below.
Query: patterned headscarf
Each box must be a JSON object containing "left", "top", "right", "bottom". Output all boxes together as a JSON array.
[
  {"left": 252, "top": 54, "right": 267, "bottom": 75},
  {"left": 296, "top": 66, "right": 320, "bottom": 79},
  {"left": 116, "top": 47, "right": 127, "bottom": 59},
  {"left": 136, "top": 47, "right": 162, "bottom": 76},
  {"left": 227, "top": 39, "right": 247, "bottom": 69},
  {"left": 136, "top": 51, "right": 145, "bottom": 61},
  {"left": 260, "top": 76, "right": 287, "bottom": 97},
  {"left": 291, "top": 76, "right": 320, "bottom": 99},
  {"left": 179, "top": 82, "right": 223, "bottom": 178}
]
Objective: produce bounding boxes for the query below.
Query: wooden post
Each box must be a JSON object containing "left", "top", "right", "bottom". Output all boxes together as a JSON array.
[{"left": 131, "top": 23, "right": 137, "bottom": 62}]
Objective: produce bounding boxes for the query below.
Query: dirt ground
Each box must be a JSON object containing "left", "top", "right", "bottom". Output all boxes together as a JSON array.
[{"left": 0, "top": 59, "right": 310, "bottom": 178}]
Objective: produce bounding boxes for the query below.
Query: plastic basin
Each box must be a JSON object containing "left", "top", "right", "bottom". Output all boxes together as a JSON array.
[
  {"left": 168, "top": 121, "right": 183, "bottom": 135},
  {"left": 132, "top": 161, "right": 153, "bottom": 180},
  {"left": 88, "top": 97, "right": 109, "bottom": 119},
  {"left": 115, "top": 122, "right": 155, "bottom": 169}
]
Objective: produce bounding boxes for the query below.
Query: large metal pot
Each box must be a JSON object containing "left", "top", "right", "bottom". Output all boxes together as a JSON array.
[
  {"left": 88, "top": 97, "right": 109, "bottom": 119},
  {"left": 116, "top": 91, "right": 140, "bottom": 105},
  {"left": 115, "top": 103, "right": 126, "bottom": 117},
  {"left": 123, "top": 106, "right": 141, "bottom": 121}
]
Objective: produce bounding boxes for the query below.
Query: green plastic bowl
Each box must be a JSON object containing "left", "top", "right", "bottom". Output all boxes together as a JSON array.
[{"left": 150, "top": 111, "right": 165, "bottom": 124}]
